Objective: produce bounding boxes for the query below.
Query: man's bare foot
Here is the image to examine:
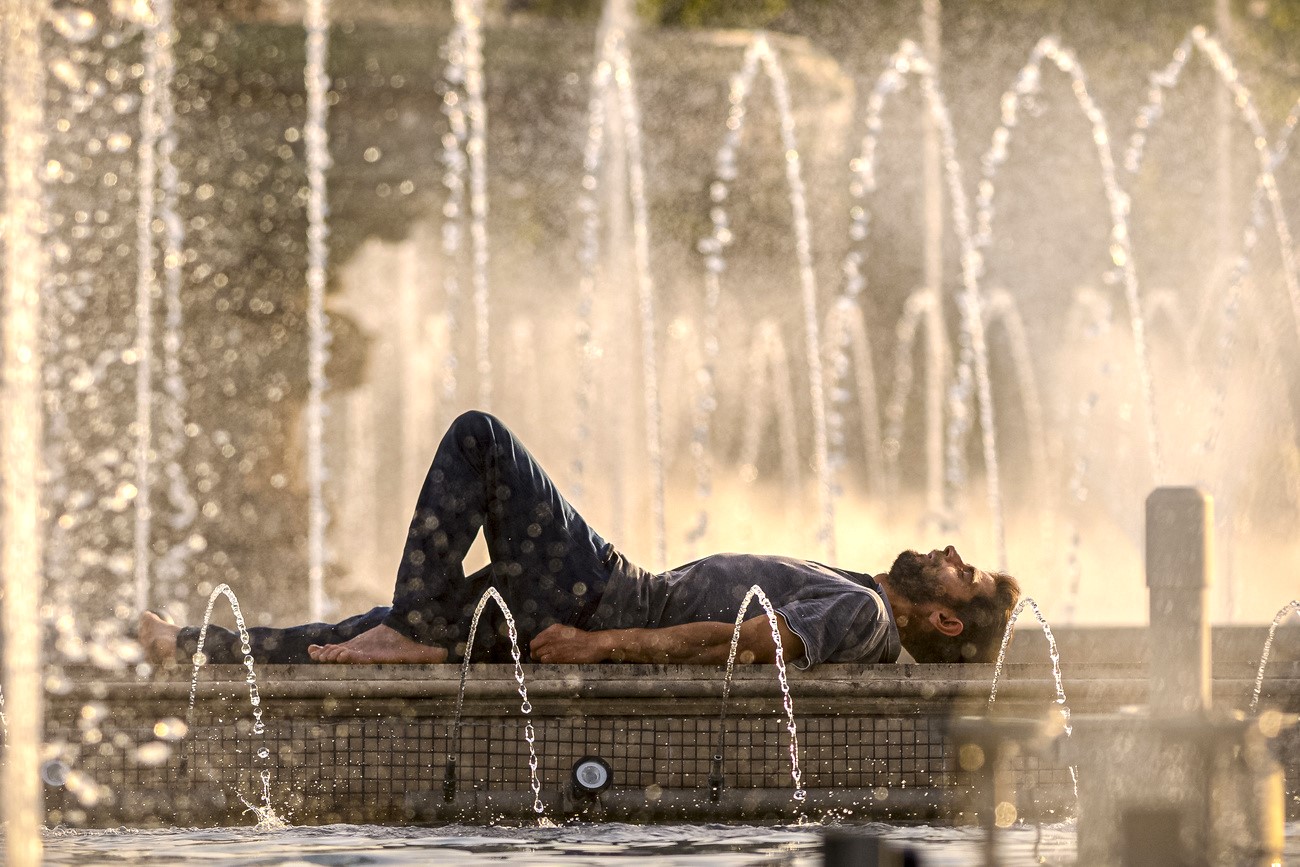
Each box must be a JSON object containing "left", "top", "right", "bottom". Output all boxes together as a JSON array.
[
  {"left": 138, "top": 611, "right": 180, "bottom": 666},
  {"left": 308, "top": 624, "right": 448, "bottom": 664}
]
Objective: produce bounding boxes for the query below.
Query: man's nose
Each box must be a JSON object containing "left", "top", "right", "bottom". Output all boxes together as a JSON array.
[{"left": 944, "top": 545, "right": 963, "bottom": 565}]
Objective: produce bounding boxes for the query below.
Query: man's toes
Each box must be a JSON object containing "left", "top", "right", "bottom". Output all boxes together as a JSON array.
[
  {"left": 320, "top": 645, "right": 353, "bottom": 663},
  {"left": 310, "top": 644, "right": 342, "bottom": 662}
]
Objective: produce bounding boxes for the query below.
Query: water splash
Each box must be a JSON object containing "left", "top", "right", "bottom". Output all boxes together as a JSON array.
[
  {"left": 881, "top": 288, "right": 949, "bottom": 508},
  {"left": 737, "top": 321, "right": 801, "bottom": 510},
  {"left": 461, "top": 0, "right": 492, "bottom": 406},
  {"left": 968, "top": 36, "right": 1161, "bottom": 496},
  {"left": 845, "top": 44, "right": 951, "bottom": 524},
  {"left": 1250, "top": 600, "right": 1300, "bottom": 713},
  {"left": 1125, "top": 28, "right": 1300, "bottom": 355},
  {"left": 1124, "top": 38, "right": 1300, "bottom": 618},
  {"left": 714, "top": 585, "right": 805, "bottom": 802},
  {"left": 39, "top": 4, "right": 102, "bottom": 675},
  {"left": 969, "top": 37, "right": 1160, "bottom": 555},
  {"left": 1239, "top": 308, "right": 1300, "bottom": 517},
  {"left": 133, "top": 0, "right": 167, "bottom": 612},
  {"left": 988, "top": 597, "right": 1077, "bottom": 797},
  {"left": 572, "top": 27, "right": 666, "bottom": 567},
  {"left": 919, "top": 42, "right": 1002, "bottom": 563},
  {"left": 822, "top": 298, "right": 885, "bottom": 500},
  {"left": 433, "top": 0, "right": 491, "bottom": 408},
  {"left": 1059, "top": 288, "right": 1114, "bottom": 622},
  {"left": 445, "top": 587, "right": 544, "bottom": 815},
  {"left": 148, "top": 0, "right": 198, "bottom": 608},
  {"left": 184, "top": 584, "right": 282, "bottom": 824},
  {"left": 237, "top": 772, "right": 288, "bottom": 830},
  {"left": 131, "top": 0, "right": 193, "bottom": 613},
  {"left": 661, "top": 318, "right": 709, "bottom": 556},
  {"left": 570, "top": 26, "right": 610, "bottom": 507},
  {"left": 695, "top": 33, "right": 834, "bottom": 560},
  {"left": 851, "top": 40, "right": 1007, "bottom": 566},
  {"left": 982, "top": 289, "right": 1052, "bottom": 549},
  {"left": 437, "top": 14, "right": 469, "bottom": 408},
  {"left": 303, "top": 0, "right": 332, "bottom": 622},
  {"left": 397, "top": 230, "right": 440, "bottom": 494},
  {"left": 612, "top": 32, "right": 665, "bottom": 569}
]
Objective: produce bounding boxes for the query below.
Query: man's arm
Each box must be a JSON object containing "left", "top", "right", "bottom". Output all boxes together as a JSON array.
[{"left": 529, "top": 614, "right": 807, "bottom": 665}]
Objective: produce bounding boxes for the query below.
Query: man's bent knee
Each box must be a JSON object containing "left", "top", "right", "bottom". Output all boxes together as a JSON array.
[{"left": 450, "top": 409, "right": 507, "bottom": 446}]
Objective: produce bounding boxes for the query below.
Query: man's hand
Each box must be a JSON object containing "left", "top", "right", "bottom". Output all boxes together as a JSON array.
[{"left": 530, "top": 623, "right": 609, "bottom": 664}]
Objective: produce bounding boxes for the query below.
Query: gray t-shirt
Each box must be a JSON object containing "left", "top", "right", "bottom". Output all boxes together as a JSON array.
[{"left": 586, "top": 552, "right": 900, "bottom": 669}]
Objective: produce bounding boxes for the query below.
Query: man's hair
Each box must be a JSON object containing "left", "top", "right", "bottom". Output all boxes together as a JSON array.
[{"left": 906, "top": 571, "right": 1021, "bottom": 664}]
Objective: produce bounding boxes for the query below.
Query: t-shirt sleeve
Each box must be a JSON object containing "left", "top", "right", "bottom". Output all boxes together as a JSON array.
[{"left": 778, "top": 588, "right": 890, "bottom": 669}]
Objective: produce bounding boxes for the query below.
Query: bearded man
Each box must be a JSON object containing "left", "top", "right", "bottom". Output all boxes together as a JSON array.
[{"left": 139, "top": 411, "right": 1019, "bottom": 668}]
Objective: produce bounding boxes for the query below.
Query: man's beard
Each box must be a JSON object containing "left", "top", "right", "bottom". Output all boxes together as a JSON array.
[{"left": 887, "top": 550, "right": 953, "bottom": 607}]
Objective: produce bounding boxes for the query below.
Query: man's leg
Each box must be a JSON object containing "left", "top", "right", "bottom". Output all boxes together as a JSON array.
[
  {"left": 140, "top": 412, "right": 610, "bottom": 666},
  {"left": 168, "top": 606, "right": 403, "bottom": 665},
  {"left": 140, "top": 565, "right": 504, "bottom": 666},
  {"left": 138, "top": 606, "right": 443, "bottom": 666},
  {"left": 379, "top": 410, "right": 614, "bottom": 655}
]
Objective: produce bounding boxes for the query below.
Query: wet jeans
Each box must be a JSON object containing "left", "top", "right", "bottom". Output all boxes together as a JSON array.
[{"left": 176, "top": 411, "right": 616, "bottom": 665}]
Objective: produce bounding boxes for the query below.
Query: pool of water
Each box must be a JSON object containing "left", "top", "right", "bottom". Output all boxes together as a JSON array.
[
  {"left": 39, "top": 819, "right": 1300, "bottom": 864},
  {"left": 38, "top": 821, "right": 1082, "bottom": 865}
]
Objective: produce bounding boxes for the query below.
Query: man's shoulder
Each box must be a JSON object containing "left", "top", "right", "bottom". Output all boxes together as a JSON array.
[
  {"left": 685, "top": 553, "right": 883, "bottom": 598},
  {"left": 691, "top": 552, "right": 862, "bottom": 575}
]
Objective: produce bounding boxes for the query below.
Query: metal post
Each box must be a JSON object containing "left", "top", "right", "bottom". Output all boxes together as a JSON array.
[{"left": 1145, "top": 487, "right": 1213, "bottom": 715}]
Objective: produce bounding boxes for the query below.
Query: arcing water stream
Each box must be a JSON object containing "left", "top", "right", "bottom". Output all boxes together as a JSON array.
[
  {"left": 714, "top": 585, "right": 806, "bottom": 802},
  {"left": 9, "top": 1, "right": 1300, "bottom": 856},
  {"left": 1251, "top": 600, "right": 1300, "bottom": 713},
  {"left": 445, "top": 587, "right": 545, "bottom": 815},
  {"left": 694, "top": 34, "right": 834, "bottom": 562},
  {"left": 571, "top": 26, "right": 667, "bottom": 567},
  {"left": 988, "top": 598, "right": 1078, "bottom": 798},
  {"left": 185, "top": 584, "right": 283, "bottom": 827}
]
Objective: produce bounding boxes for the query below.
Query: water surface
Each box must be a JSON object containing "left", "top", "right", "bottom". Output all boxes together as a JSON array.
[{"left": 40, "top": 821, "right": 1081, "bottom": 865}]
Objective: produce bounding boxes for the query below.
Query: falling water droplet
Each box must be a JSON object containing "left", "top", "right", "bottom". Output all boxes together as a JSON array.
[{"left": 52, "top": 7, "right": 100, "bottom": 42}]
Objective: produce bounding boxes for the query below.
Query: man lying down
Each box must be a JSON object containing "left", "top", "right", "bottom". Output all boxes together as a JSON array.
[{"left": 137, "top": 411, "right": 1020, "bottom": 669}]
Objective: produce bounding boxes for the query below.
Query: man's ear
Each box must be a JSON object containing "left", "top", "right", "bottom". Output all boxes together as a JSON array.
[{"left": 928, "top": 608, "right": 964, "bottom": 637}]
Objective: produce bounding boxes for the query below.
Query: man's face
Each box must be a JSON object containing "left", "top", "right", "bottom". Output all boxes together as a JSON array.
[{"left": 888, "top": 545, "right": 993, "bottom": 608}]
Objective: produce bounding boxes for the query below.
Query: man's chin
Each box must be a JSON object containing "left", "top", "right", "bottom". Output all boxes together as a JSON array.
[
  {"left": 888, "top": 549, "right": 925, "bottom": 576},
  {"left": 887, "top": 549, "right": 944, "bottom": 607}
]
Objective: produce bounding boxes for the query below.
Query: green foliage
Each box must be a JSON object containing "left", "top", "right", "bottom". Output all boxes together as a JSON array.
[
  {"left": 636, "top": 0, "right": 791, "bottom": 28},
  {"left": 1237, "top": 0, "right": 1300, "bottom": 66},
  {"left": 504, "top": 0, "right": 605, "bottom": 20}
]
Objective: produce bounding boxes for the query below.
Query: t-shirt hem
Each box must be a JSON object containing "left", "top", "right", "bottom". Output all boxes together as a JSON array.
[{"left": 780, "top": 610, "right": 816, "bottom": 670}]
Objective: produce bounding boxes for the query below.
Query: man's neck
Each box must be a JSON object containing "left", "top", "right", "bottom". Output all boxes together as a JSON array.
[
  {"left": 874, "top": 572, "right": 909, "bottom": 663},
  {"left": 875, "top": 573, "right": 902, "bottom": 618}
]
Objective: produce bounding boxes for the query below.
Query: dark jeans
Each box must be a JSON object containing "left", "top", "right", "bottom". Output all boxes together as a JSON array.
[{"left": 177, "top": 411, "right": 616, "bottom": 665}]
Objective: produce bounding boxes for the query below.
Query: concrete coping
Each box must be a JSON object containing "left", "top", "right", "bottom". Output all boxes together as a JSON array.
[{"left": 49, "top": 660, "right": 1300, "bottom": 710}]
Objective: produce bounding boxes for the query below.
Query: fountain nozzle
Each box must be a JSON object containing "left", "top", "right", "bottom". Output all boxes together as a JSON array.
[
  {"left": 442, "top": 756, "right": 457, "bottom": 803},
  {"left": 708, "top": 754, "right": 725, "bottom": 802}
]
